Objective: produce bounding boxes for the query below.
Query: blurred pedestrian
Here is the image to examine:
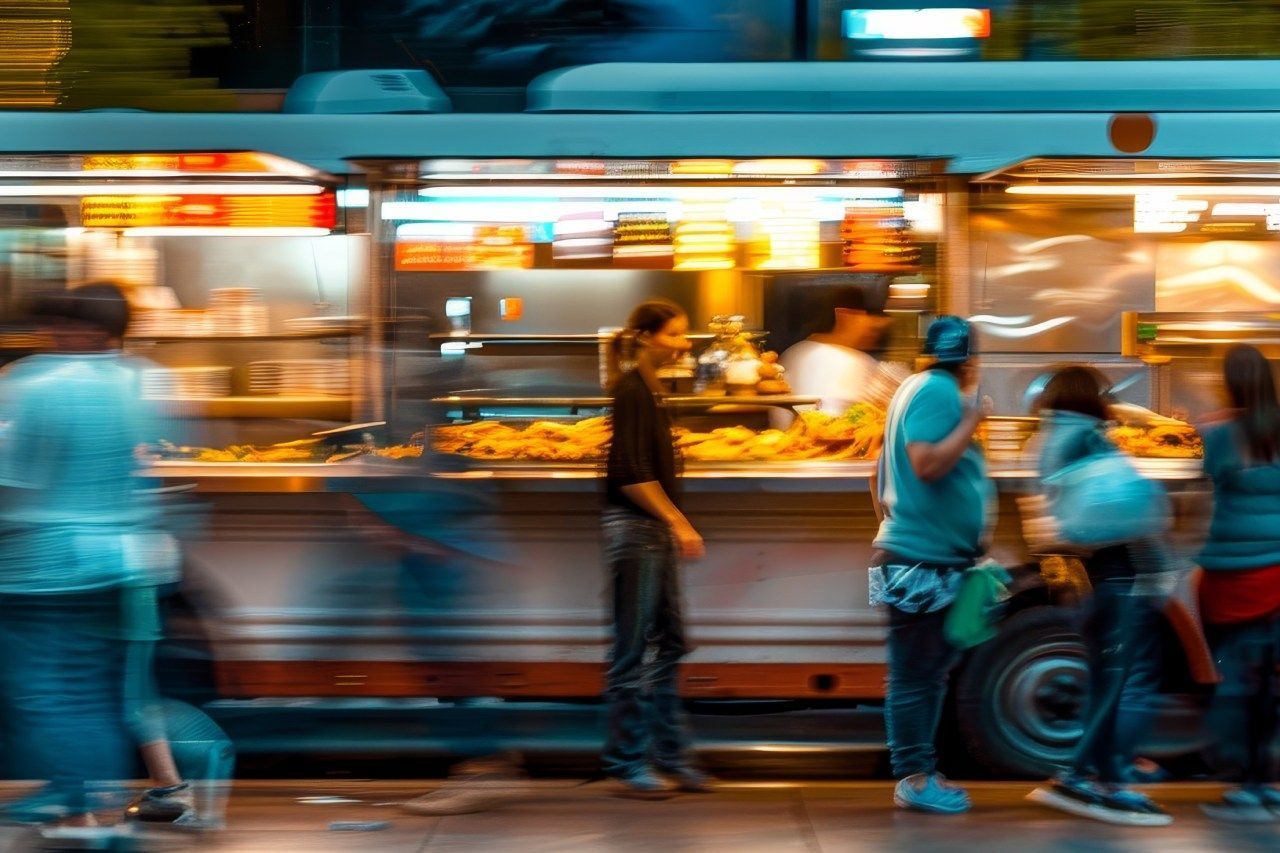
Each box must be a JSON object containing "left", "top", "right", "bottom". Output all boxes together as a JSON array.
[
  {"left": 771, "top": 285, "right": 898, "bottom": 429},
  {"left": 120, "top": 573, "right": 237, "bottom": 829},
  {"left": 1025, "top": 366, "right": 1171, "bottom": 826},
  {"left": 871, "top": 315, "right": 992, "bottom": 814},
  {"left": 600, "top": 298, "right": 710, "bottom": 795},
  {"left": 1195, "top": 344, "right": 1280, "bottom": 821},
  {"left": 0, "top": 283, "right": 155, "bottom": 823}
]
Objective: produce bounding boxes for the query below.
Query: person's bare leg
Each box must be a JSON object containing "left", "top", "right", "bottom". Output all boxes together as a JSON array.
[{"left": 140, "top": 741, "right": 182, "bottom": 788}]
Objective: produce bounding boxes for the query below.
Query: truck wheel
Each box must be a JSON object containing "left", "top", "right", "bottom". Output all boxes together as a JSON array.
[{"left": 955, "top": 606, "right": 1088, "bottom": 778}]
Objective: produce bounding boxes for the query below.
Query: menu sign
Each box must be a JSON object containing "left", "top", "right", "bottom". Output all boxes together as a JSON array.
[{"left": 81, "top": 192, "right": 337, "bottom": 229}]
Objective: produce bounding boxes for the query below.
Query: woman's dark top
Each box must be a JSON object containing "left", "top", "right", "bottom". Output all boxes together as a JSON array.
[{"left": 605, "top": 370, "right": 679, "bottom": 516}]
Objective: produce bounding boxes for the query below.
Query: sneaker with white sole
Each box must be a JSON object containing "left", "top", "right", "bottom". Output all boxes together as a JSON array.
[
  {"left": 1028, "top": 777, "right": 1171, "bottom": 827},
  {"left": 893, "top": 773, "right": 971, "bottom": 814}
]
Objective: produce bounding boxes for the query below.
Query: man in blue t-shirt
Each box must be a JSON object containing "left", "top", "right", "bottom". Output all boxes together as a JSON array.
[{"left": 871, "top": 315, "right": 994, "bottom": 815}]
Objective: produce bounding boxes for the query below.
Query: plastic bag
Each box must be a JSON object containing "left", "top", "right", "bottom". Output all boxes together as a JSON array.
[{"left": 1043, "top": 452, "right": 1170, "bottom": 548}]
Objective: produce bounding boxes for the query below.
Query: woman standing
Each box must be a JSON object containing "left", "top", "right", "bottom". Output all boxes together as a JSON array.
[
  {"left": 1197, "top": 344, "right": 1280, "bottom": 820},
  {"left": 601, "top": 299, "right": 710, "bottom": 794},
  {"left": 1026, "top": 366, "right": 1172, "bottom": 826}
]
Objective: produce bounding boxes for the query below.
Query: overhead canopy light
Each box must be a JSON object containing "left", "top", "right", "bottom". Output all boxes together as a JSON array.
[
  {"left": 1006, "top": 184, "right": 1280, "bottom": 197},
  {"left": 0, "top": 183, "right": 325, "bottom": 197},
  {"left": 415, "top": 157, "right": 945, "bottom": 182},
  {"left": 0, "top": 152, "right": 320, "bottom": 179}
]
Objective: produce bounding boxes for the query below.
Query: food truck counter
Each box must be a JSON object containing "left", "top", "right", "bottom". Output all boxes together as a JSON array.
[{"left": 142, "top": 454, "right": 1206, "bottom": 494}]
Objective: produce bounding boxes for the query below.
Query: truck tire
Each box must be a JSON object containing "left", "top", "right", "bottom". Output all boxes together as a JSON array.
[{"left": 955, "top": 606, "right": 1088, "bottom": 778}]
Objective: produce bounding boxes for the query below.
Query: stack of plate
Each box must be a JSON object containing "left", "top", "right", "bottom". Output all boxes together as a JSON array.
[
  {"left": 129, "top": 309, "right": 212, "bottom": 337},
  {"left": 283, "top": 315, "right": 363, "bottom": 335},
  {"left": 209, "top": 288, "right": 268, "bottom": 336},
  {"left": 85, "top": 245, "right": 159, "bottom": 288},
  {"left": 248, "top": 359, "right": 350, "bottom": 397},
  {"left": 141, "top": 366, "right": 232, "bottom": 399}
]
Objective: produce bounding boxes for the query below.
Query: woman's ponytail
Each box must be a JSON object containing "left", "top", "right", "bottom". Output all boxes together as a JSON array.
[{"left": 605, "top": 299, "right": 685, "bottom": 392}]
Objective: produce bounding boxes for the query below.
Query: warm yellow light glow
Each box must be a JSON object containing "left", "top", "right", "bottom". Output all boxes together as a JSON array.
[
  {"left": 670, "top": 159, "right": 734, "bottom": 175},
  {"left": 751, "top": 199, "right": 820, "bottom": 269},
  {"left": 674, "top": 198, "right": 736, "bottom": 271},
  {"left": 731, "top": 159, "right": 823, "bottom": 175},
  {"left": 121, "top": 227, "right": 331, "bottom": 237}
]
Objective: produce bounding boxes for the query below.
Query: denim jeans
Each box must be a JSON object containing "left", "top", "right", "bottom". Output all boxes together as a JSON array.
[
  {"left": 885, "top": 603, "right": 962, "bottom": 778},
  {"left": 1070, "top": 576, "right": 1144, "bottom": 783},
  {"left": 1205, "top": 615, "right": 1280, "bottom": 786},
  {"left": 601, "top": 508, "right": 691, "bottom": 777},
  {"left": 0, "top": 592, "right": 131, "bottom": 815}
]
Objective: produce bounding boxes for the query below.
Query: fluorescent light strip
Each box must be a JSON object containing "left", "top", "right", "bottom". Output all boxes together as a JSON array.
[
  {"left": 337, "top": 188, "right": 370, "bottom": 208},
  {"left": 418, "top": 186, "right": 902, "bottom": 200},
  {"left": 386, "top": 199, "right": 899, "bottom": 225},
  {"left": 1008, "top": 184, "right": 1280, "bottom": 197},
  {"left": 0, "top": 184, "right": 325, "bottom": 197}
]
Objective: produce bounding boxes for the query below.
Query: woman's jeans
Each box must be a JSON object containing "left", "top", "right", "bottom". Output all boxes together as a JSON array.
[
  {"left": 1071, "top": 575, "right": 1144, "bottom": 783},
  {"left": 885, "top": 604, "right": 962, "bottom": 778},
  {"left": 0, "top": 592, "right": 131, "bottom": 815},
  {"left": 601, "top": 509, "right": 692, "bottom": 777},
  {"left": 1205, "top": 614, "right": 1280, "bottom": 786}
]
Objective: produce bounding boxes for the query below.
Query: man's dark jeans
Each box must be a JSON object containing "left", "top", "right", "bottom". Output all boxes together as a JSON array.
[
  {"left": 601, "top": 508, "right": 691, "bottom": 777},
  {"left": 885, "top": 604, "right": 962, "bottom": 778}
]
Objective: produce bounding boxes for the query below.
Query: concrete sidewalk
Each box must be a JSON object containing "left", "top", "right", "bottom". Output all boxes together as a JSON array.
[{"left": 2, "top": 780, "right": 1276, "bottom": 851}]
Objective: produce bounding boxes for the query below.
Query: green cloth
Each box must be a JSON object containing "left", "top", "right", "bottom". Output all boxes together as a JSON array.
[
  {"left": 874, "top": 370, "right": 996, "bottom": 566},
  {"left": 944, "top": 562, "right": 1011, "bottom": 649}
]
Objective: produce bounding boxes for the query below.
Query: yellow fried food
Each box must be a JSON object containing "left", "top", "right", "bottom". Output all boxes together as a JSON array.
[
  {"left": 432, "top": 404, "right": 891, "bottom": 464},
  {"left": 1108, "top": 422, "right": 1203, "bottom": 459},
  {"left": 194, "top": 448, "right": 241, "bottom": 463},
  {"left": 373, "top": 445, "right": 423, "bottom": 460}
]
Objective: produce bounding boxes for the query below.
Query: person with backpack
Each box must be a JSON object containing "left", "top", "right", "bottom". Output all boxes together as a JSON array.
[
  {"left": 1025, "top": 366, "right": 1172, "bottom": 826},
  {"left": 871, "top": 315, "right": 993, "bottom": 814},
  {"left": 1195, "top": 344, "right": 1280, "bottom": 821}
]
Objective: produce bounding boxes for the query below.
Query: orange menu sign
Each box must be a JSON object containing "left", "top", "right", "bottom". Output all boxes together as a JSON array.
[
  {"left": 395, "top": 241, "right": 473, "bottom": 270},
  {"left": 395, "top": 237, "right": 534, "bottom": 271},
  {"left": 81, "top": 191, "right": 337, "bottom": 229}
]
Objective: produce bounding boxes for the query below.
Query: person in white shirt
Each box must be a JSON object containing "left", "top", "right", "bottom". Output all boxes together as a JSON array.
[{"left": 773, "top": 287, "right": 897, "bottom": 427}]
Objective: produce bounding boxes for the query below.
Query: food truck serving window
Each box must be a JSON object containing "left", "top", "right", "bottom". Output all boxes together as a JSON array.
[{"left": 371, "top": 157, "right": 945, "bottom": 276}]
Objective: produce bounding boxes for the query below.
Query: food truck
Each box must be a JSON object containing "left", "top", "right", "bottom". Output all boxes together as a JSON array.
[{"left": 1, "top": 60, "right": 1278, "bottom": 774}]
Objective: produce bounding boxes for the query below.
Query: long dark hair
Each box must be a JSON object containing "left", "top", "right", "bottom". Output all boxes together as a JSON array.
[
  {"left": 605, "top": 298, "right": 686, "bottom": 390},
  {"left": 1224, "top": 344, "right": 1280, "bottom": 464},
  {"left": 1035, "top": 365, "right": 1110, "bottom": 420}
]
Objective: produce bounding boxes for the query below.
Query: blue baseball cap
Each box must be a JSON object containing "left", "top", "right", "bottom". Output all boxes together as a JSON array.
[{"left": 922, "top": 315, "right": 975, "bottom": 364}]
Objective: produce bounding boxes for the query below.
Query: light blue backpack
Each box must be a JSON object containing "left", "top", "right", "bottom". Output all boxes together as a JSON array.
[{"left": 1043, "top": 452, "right": 1170, "bottom": 548}]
